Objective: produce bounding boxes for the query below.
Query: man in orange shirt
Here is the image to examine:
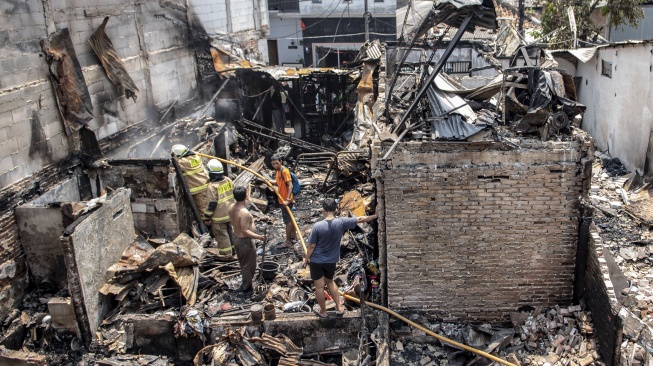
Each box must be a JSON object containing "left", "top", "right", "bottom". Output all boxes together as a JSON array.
[{"left": 271, "top": 154, "right": 297, "bottom": 248}]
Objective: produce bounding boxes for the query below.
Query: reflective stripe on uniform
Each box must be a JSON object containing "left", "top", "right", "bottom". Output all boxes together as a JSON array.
[
  {"left": 217, "top": 194, "right": 234, "bottom": 204},
  {"left": 190, "top": 183, "right": 208, "bottom": 194},
  {"left": 212, "top": 215, "right": 230, "bottom": 223},
  {"left": 217, "top": 181, "right": 233, "bottom": 195},
  {"left": 183, "top": 166, "right": 204, "bottom": 176}
]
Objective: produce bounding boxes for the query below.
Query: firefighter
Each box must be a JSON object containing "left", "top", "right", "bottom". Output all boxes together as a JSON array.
[
  {"left": 204, "top": 159, "right": 236, "bottom": 260},
  {"left": 171, "top": 144, "right": 209, "bottom": 221}
]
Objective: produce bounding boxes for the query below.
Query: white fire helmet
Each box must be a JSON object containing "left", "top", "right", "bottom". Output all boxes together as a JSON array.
[
  {"left": 207, "top": 159, "right": 224, "bottom": 174},
  {"left": 171, "top": 144, "right": 189, "bottom": 157}
]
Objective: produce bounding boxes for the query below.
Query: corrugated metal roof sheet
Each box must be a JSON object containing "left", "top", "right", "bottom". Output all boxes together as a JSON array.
[
  {"left": 548, "top": 47, "right": 598, "bottom": 63},
  {"left": 550, "top": 40, "right": 652, "bottom": 63},
  {"left": 610, "top": 6, "right": 653, "bottom": 42},
  {"left": 425, "top": 79, "right": 486, "bottom": 140}
]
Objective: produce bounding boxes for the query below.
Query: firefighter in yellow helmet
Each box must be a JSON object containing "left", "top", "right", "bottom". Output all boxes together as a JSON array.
[
  {"left": 171, "top": 145, "right": 209, "bottom": 221},
  {"left": 204, "top": 159, "right": 236, "bottom": 260}
]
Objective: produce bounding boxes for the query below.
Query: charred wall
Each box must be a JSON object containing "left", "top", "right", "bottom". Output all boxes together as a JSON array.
[
  {"left": 0, "top": 0, "right": 263, "bottom": 321},
  {"left": 98, "top": 160, "right": 182, "bottom": 238},
  {"left": 0, "top": 157, "right": 82, "bottom": 320},
  {"left": 374, "top": 140, "right": 591, "bottom": 321}
]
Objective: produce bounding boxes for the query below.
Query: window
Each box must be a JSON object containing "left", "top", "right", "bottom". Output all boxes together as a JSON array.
[
  {"left": 375, "top": 0, "right": 384, "bottom": 3},
  {"left": 444, "top": 61, "right": 471, "bottom": 74},
  {"left": 312, "top": 0, "right": 321, "bottom": 3},
  {"left": 601, "top": 60, "right": 612, "bottom": 78}
]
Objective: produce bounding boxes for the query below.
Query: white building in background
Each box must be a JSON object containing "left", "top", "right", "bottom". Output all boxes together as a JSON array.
[{"left": 267, "top": 0, "right": 396, "bottom": 67}]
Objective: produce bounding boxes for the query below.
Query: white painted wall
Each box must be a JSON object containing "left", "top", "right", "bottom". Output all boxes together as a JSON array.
[
  {"left": 300, "top": 0, "right": 396, "bottom": 17},
  {"left": 575, "top": 43, "right": 653, "bottom": 173},
  {"left": 269, "top": 15, "right": 305, "bottom": 64},
  {"left": 189, "top": 0, "right": 269, "bottom": 35}
]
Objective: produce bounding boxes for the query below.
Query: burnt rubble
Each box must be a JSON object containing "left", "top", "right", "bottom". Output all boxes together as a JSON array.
[
  {"left": 391, "top": 304, "right": 601, "bottom": 366},
  {"left": 0, "top": 0, "right": 630, "bottom": 365}
]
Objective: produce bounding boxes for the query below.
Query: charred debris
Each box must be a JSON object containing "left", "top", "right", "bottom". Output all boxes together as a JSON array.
[{"left": 1, "top": 0, "right": 615, "bottom": 365}]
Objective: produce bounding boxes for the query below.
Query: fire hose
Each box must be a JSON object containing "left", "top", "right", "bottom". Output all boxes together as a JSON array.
[{"left": 194, "top": 152, "right": 517, "bottom": 366}]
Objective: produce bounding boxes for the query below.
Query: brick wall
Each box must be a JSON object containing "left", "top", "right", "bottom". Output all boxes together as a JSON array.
[
  {"left": 582, "top": 227, "right": 622, "bottom": 365},
  {"left": 374, "top": 140, "right": 590, "bottom": 321}
]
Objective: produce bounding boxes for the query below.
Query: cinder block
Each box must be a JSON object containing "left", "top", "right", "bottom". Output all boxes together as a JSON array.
[
  {"left": 7, "top": 119, "right": 31, "bottom": 140},
  {"left": 0, "top": 138, "right": 19, "bottom": 158},
  {"left": 11, "top": 148, "right": 30, "bottom": 167},
  {"left": 47, "top": 297, "right": 77, "bottom": 334},
  {"left": 43, "top": 121, "right": 64, "bottom": 140},
  {"left": 0, "top": 156, "right": 13, "bottom": 174}
]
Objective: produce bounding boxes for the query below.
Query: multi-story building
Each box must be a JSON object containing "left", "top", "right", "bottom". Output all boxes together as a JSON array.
[{"left": 267, "top": 0, "right": 396, "bottom": 67}]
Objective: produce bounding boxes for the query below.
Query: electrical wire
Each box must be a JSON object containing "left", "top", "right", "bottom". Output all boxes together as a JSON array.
[
  {"left": 240, "top": 86, "right": 274, "bottom": 98},
  {"left": 315, "top": 2, "right": 350, "bottom": 66},
  {"left": 284, "top": 31, "right": 396, "bottom": 39},
  {"left": 369, "top": 16, "right": 397, "bottom": 29},
  {"left": 276, "top": 0, "right": 343, "bottom": 39}
]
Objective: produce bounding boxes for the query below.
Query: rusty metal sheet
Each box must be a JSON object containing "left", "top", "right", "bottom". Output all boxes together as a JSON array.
[
  {"left": 169, "top": 265, "right": 199, "bottom": 305},
  {"left": 41, "top": 28, "right": 93, "bottom": 135},
  {"left": 210, "top": 46, "right": 253, "bottom": 73},
  {"left": 339, "top": 190, "right": 366, "bottom": 217},
  {"left": 139, "top": 233, "right": 205, "bottom": 270},
  {"left": 89, "top": 17, "right": 139, "bottom": 102},
  {"left": 194, "top": 329, "right": 266, "bottom": 366},
  {"left": 250, "top": 333, "right": 303, "bottom": 358}
]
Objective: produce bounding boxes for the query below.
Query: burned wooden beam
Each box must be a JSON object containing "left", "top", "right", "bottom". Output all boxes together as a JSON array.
[
  {"left": 233, "top": 156, "right": 265, "bottom": 188},
  {"left": 241, "top": 119, "right": 336, "bottom": 153},
  {"left": 89, "top": 17, "right": 139, "bottom": 102}
]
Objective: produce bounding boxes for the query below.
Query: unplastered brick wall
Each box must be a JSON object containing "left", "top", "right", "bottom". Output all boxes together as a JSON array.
[
  {"left": 375, "top": 140, "right": 590, "bottom": 321},
  {"left": 583, "top": 226, "right": 622, "bottom": 364}
]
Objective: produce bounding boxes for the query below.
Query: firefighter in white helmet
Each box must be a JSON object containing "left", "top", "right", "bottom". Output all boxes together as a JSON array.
[
  {"left": 204, "top": 159, "right": 236, "bottom": 260},
  {"left": 171, "top": 145, "right": 209, "bottom": 221}
]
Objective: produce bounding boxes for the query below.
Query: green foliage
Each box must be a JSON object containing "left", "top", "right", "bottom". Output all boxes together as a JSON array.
[{"left": 534, "top": 0, "right": 645, "bottom": 48}]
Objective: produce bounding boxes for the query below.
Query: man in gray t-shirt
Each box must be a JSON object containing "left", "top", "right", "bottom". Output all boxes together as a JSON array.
[{"left": 304, "top": 198, "right": 378, "bottom": 318}]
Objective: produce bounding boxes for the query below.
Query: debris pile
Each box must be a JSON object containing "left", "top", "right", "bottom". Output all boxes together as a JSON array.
[
  {"left": 390, "top": 305, "right": 600, "bottom": 366},
  {"left": 194, "top": 328, "right": 338, "bottom": 366},
  {"left": 99, "top": 233, "right": 208, "bottom": 313},
  {"left": 589, "top": 153, "right": 653, "bottom": 328}
]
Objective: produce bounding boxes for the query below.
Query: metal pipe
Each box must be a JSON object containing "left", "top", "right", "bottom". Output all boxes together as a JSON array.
[
  {"left": 199, "top": 78, "right": 230, "bottom": 118},
  {"left": 393, "top": 13, "right": 475, "bottom": 135}
]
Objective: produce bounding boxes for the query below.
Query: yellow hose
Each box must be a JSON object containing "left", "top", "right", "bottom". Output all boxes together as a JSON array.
[
  {"left": 195, "top": 152, "right": 515, "bottom": 366},
  {"left": 195, "top": 152, "right": 306, "bottom": 254},
  {"left": 341, "top": 293, "right": 517, "bottom": 366}
]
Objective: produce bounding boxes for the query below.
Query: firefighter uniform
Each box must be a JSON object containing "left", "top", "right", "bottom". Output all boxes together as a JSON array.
[
  {"left": 176, "top": 153, "right": 209, "bottom": 218},
  {"left": 205, "top": 176, "right": 235, "bottom": 259}
]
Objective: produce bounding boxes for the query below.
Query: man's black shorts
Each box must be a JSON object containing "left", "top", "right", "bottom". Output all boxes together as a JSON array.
[
  {"left": 281, "top": 202, "right": 294, "bottom": 224},
  {"left": 309, "top": 262, "right": 337, "bottom": 281}
]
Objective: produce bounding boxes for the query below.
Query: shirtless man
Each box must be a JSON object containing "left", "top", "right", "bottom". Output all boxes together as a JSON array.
[{"left": 228, "top": 186, "right": 267, "bottom": 293}]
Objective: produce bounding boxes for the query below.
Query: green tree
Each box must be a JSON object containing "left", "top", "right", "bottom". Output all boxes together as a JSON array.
[{"left": 535, "top": 0, "right": 645, "bottom": 48}]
